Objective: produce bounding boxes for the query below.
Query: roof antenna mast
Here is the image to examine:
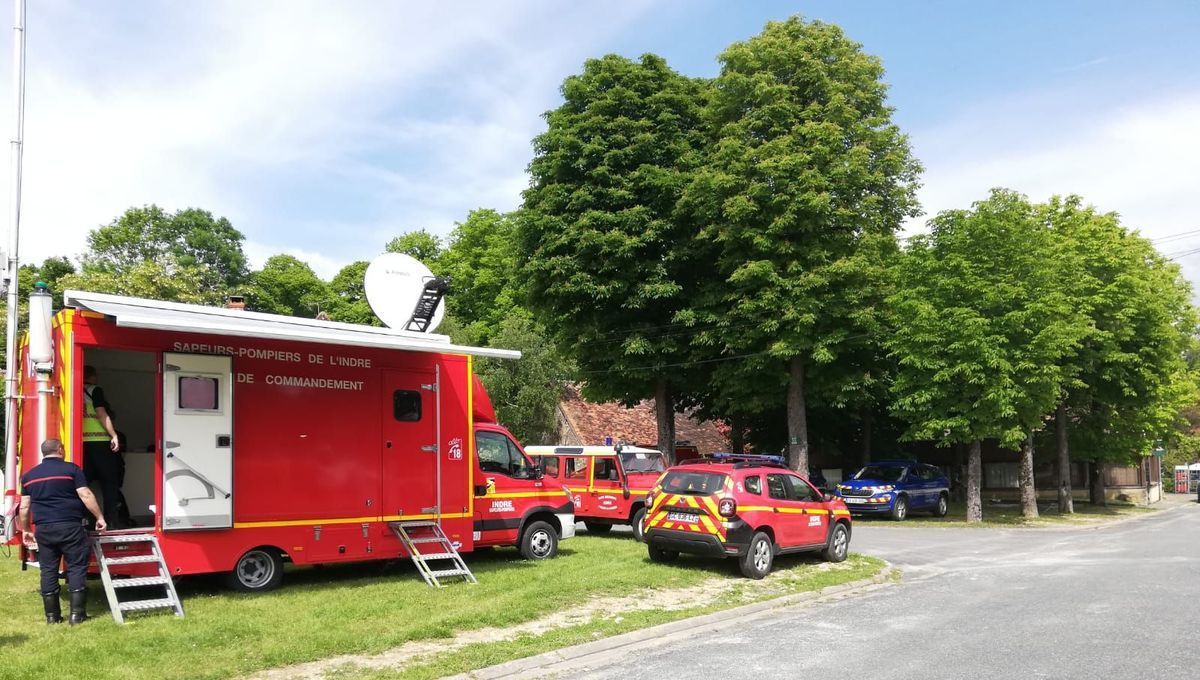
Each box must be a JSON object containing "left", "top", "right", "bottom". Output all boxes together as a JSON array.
[{"left": 2, "top": 0, "right": 27, "bottom": 541}]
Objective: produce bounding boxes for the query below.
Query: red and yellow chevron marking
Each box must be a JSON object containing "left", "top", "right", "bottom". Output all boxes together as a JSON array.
[
  {"left": 55, "top": 311, "right": 76, "bottom": 462},
  {"left": 646, "top": 492, "right": 726, "bottom": 540}
]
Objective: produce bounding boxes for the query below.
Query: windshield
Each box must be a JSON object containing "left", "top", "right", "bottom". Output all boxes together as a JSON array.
[
  {"left": 854, "top": 465, "right": 907, "bottom": 482},
  {"left": 660, "top": 470, "right": 728, "bottom": 496},
  {"left": 620, "top": 451, "right": 667, "bottom": 473}
]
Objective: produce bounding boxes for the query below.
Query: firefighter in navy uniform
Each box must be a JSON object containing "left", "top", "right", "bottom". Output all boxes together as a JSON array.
[
  {"left": 17, "top": 439, "right": 108, "bottom": 625},
  {"left": 82, "top": 365, "right": 124, "bottom": 528}
]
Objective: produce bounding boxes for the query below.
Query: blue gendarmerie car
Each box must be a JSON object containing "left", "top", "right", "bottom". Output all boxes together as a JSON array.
[{"left": 834, "top": 460, "right": 950, "bottom": 521}]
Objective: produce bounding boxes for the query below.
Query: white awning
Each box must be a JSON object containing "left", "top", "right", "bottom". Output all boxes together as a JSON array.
[{"left": 63, "top": 290, "right": 521, "bottom": 360}]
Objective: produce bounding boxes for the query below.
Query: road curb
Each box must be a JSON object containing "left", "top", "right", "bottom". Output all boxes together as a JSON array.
[{"left": 451, "top": 563, "right": 896, "bottom": 680}]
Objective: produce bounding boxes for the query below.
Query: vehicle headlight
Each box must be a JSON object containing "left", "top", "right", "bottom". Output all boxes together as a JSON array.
[{"left": 872, "top": 485, "right": 894, "bottom": 493}]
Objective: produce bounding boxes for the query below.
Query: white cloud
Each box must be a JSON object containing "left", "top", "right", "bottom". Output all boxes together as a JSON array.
[
  {"left": 1, "top": 1, "right": 657, "bottom": 276},
  {"left": 907, "top": 89, "right": 1200, "bottom": 286}
]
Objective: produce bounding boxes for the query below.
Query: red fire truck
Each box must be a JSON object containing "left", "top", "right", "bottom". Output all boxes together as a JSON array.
[
  {"left": 526, "top": 445, "right": 666, "bottom": 541},
  {"left": 9, "top": 290, "right": 574, "bottom": 606}
]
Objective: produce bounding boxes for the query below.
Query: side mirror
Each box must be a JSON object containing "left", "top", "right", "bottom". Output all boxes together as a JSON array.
[
  {"left": 534, "top": 466, "right": 545, "bottom": 480},
  {"left": 622, "top": 487, "right": 631, "bottom": 500},
  {"left": 823, "top": 493, "right": 836, "bottom": 502},
  {"left": 474, "top": 484, "right": 489, "bottom": 496}
]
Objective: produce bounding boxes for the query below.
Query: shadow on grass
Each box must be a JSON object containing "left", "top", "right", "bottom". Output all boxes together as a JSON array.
[{"left": 0, "top": 634, "right": 29, "bottom": 648}]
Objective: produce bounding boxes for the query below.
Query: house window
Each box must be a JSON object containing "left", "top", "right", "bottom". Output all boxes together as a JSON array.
[{"left": 984, "top": 463, "right": 1019, "bottom": 489}]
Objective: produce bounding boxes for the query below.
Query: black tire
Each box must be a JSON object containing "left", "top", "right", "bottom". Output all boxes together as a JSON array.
[
  {"left": 890, "top": 495, "right": 909, "bottom": 521},
  {"left": 739, "top": 531, "right": 774, "bottom": 579},
  {"left": 931, "top": 493, "right": 949, "bottom": 517},
  {"left": 631, "top": 507, "right": 647, "bottom": 543},
  {"left": 822, "top": 522, "right": 850, "bottom": 563},
  {"left": 583, "top": 521, "right": 613, "bottom": 535},
  {"left": 520, "top": 521, "right": 558, "bottom": 560},
  {"left": 227, "top": 547, "right": 284, "bottom": 592},
  {"left": 647, "top": 543, "right": 678, "bottom": 563}
]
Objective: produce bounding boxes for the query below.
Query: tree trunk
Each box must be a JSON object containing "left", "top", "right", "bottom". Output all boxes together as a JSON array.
[
  {"left": 1091, "top": 461, "right": 1108, "bottom": 506},
  {"left": 952, "top": 443, "right": 966, "bottom": 502},
  {"left": 1056, "top": 404, "right": 1073, "bottom": 514},
  {"left": 730, "top": 416, "right": 744, "bottom": 455},
  {"left": 786, "top": 356, "right": 809, "bottom": 474},
  {"left": 860, "top": 407, "right": 873, "bottom": 467},
  {"left": 1019, "top": 431, "right": 1039, "bottom": 519},
  {"left": 654, "top": 377, "right": 676, "bottom": 466},
  {"left": 966, "top": 440, "right": 982, "bottom": 523}
]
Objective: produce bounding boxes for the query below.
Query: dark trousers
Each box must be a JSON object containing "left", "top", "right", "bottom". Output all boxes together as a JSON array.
[
  {"left": 83, "top": 440, "right": 123, "bottom": 528},
  {"left": 34, "top": 521, "right": 91, "bottom": 594}
]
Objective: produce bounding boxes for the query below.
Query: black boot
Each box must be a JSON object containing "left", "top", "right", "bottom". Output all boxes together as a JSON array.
[
  {"left": 42, "top": 590, "right": 62, "bottom": 624},
  {"left": 68, "top": 589, "right": 88, "bottom": 626}
]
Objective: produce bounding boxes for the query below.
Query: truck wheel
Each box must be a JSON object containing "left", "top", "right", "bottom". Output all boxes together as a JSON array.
[
  {"left": 647, "top": 544, "right": 678, "bottom": 563},
  {"left": 890, "top": 495, "right": 908, "bottom": 521},
  {"left": 520, "top": 521, "right": 558, "bottom": 560},
  {"left": 822, "top": 523, "right": 849, "bottom": 563},
  {"left": 931, "top": 493, "right": 949, "bottom": 517},
  {"left": 583, "top": 522, "right": 612, "bottom": 535},
  {"left": 739, "top": 532, "right": 774, "bottom": 579},
  {"left": 227, "top": 548, "right": 284, "bottom": 592},
  {"left": 631, "top": 507, "right": 647, "bottom": 543}
]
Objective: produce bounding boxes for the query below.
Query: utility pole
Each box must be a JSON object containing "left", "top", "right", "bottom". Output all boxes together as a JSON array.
[{"left": 1, "top": 0, "right": 26, "bottom": 540}]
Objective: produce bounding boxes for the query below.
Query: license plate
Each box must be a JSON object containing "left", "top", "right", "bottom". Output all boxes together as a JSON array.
[
  {"left": 667, "top": 511, "right": 698, "bottom": 523},
  {"left": 843, "top": 497, "right": 867, "bottom": 504}
]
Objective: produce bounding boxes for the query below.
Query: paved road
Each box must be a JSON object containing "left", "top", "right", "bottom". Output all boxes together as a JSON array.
[{"left": 569, "top": 500, "right": 1200, "bottom": 680}]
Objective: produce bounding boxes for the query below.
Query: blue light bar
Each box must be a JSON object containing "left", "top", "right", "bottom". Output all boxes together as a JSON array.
[{"left": 709, "top": 453, "right": 786, "bottom": 465}]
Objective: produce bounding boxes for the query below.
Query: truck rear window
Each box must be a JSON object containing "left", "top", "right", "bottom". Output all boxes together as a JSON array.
[{"left": 660, "top": 470, "right": 727, "bottom": 496}]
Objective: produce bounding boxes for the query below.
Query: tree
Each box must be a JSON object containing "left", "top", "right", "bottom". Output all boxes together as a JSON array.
[
  {"left": 247, "top": 255, "right": 330, "bottom": 317},
  {"left": 1037, "top": 196, "right": 1197, "bottom": 509},
  {"left": 325, "top": 261, "right": 378, "bottom": 326},
  {"left": 887, "top": 190, "right": 1087, "bottom": 522},
  {"left": 81, "top": 205, "right": 248, "bottom": 302},
  {"left": 520, "top": 53, "right": 708, "bottom": 462},
  {"left": 461, "top": 312, "right": 576, "bottom": 444},
  {"left": 438, "top": 209, "right": 521, "bottom": 344},
  {"left": 57, "top": 257, "right": 214, "bottom": 305},
  {"left": 680, "top": 17, "right": 921, "bottom": 474},
  {"left": 386, "top": 229, "right": 443, "bottom": 264}
]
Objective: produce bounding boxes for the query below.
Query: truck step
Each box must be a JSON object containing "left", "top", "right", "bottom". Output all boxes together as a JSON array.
[
  {"left": 103, "top": 554, "right": 161, "bottom": 565},
  {"left": 118, "top": 598, "right": 177, "bottom": 612},
  {"left": 112, "top": 576, "right": 170, "bottom": 588},
  {"left": 395, "top": 520, "right": 438, "bottom": 528},
  {"left": 415, "top": 552, "right": 457, "bottom": 561},
  {"left": 95, "top": 533, "right": 157, "bottom": 544},
  {"left": 427, "top": 569, "right": 469, "bottom": 578},
  {"left": 407, "top": 537, "right": 444, "bottom": 544}
]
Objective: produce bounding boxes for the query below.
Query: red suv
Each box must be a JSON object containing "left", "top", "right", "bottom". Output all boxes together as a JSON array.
[{"left": 642, "top": 455, "right": 852, "bottom": 578}]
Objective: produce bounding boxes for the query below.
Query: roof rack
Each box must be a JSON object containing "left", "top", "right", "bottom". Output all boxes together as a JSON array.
[{"left": 701, "top": 453, "right": 789, "bottom": 469}]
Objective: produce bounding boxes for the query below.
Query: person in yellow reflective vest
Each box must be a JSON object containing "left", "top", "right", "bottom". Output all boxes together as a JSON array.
[{"left": 82, "top": 365, "right": 123, "bottom": 529}]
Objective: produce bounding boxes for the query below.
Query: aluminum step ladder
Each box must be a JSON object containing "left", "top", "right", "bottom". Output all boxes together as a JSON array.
[
  {"left": 92, "top": 531, "right": 185, "bottom": 624},
  {"left": 389, "top": 520, "right": 476, "bottom": 587},
  {"left": 404, "top": 276, "right": 451, "bottom": 332}
]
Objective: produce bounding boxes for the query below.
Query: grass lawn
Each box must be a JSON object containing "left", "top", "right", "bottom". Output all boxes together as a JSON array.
[
  {"left": 851, "top": 500, "right": 1156, "bottom": 528},
  {"left": 0, "top": 534, "right": 884, "bottom": 680}
]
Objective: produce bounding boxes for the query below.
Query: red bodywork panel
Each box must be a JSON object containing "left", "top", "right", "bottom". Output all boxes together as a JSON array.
[{"left": 12, "top": 309, "right": 571, "bottom": 578}]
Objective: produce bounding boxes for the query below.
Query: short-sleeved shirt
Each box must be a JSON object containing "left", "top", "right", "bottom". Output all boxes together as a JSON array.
[
  {"left": 86, "top": 385, "right": 111, "bottom": 411},
  {"left": 21, "top": 457, "right": 88, "bottom": 524}
]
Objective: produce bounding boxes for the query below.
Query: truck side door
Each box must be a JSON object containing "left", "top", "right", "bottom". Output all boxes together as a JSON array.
[
  {"left": 473, "top": 429, "right": 539, "bottom": 547},
  {"left": 588, "top": 456, "right": 625, "bottom": 520}
]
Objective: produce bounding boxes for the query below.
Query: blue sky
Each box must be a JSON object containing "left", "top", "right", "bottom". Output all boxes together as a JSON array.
[{"left": 5, "top": 1, "right": 1200, "bottom": 283}]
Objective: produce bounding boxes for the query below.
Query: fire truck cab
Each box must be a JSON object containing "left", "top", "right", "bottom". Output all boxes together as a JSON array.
[
  {"left": 526, "top": 445, "right": 666, "bottom": 541},
  {"left": 10, "top": 290, "right": 574, "bottom": 594}
]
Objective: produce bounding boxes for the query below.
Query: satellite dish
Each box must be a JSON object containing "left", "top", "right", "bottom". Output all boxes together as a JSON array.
[{"left": 364, "top": 253, "right": 447, "bottom": 332}]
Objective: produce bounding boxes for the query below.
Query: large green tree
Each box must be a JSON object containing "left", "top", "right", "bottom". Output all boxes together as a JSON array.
[
  {"left": 79, "top": 205, "right": 248, "bottom": 302},
  {"left": 1041, "top": 196, "right": 1197, "bottom": 508},
  {"left": 247, "top": 254, "right": 330, "bottom": 317},
  {"left": 325, "top": 261, "right": 378, "bottom": 326},
  {"left": 520, "top": 53, "right": 708, "bottom": 461},
  {"left": 680, "top": 17, "right": 921, "bottom": 473},
  {"left": 438, "top": 209, "right": 521, "bottom": 345},
  {"left": 385, "top": 229, "right": 443, "bottom": 264},
  {"left": 887, "top": 190, "right": 1087, "bottom": 521}
]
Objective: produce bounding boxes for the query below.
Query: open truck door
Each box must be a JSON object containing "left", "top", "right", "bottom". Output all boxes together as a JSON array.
[{"left": 162, "top": 353, "right": 234, "bottom": 530}]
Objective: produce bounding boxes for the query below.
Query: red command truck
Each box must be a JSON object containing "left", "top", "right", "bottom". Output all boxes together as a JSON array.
[
  {"left": 525, "top": 445, "right": 666, "bottom": 541},
  {"left": 10, "top": 290, "right": 574, "bottom": 606}
]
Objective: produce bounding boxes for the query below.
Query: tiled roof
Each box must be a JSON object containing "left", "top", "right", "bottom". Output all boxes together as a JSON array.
[{"left": 557, "top": 384, "right": 728, "bottom": 454}]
